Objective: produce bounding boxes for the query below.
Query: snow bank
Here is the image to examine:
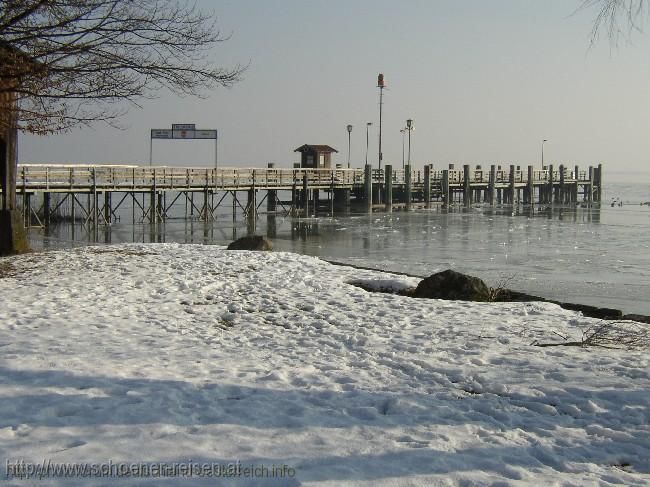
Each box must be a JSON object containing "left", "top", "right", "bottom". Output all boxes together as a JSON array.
[{"left": 0, "top": 244, "right": 648, "bottom": 486}]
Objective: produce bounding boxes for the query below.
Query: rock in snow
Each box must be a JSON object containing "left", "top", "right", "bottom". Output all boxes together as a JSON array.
[
  {"left": 227, "top": 235, "right": 273, "bottom": 251},
  {"left": 413, "top": 269, "right": 491, "bottom": 301},
  {"left": 0, "top": 243, "right": 648, "bottom": 486}
]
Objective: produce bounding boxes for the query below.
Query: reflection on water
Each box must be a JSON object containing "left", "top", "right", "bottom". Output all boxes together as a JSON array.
[{"left": 30, "top": 197, "right": 650, "bottom": 315}]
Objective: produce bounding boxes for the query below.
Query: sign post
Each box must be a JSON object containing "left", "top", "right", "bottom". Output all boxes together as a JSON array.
[{"left": 150, "top": 124, "right": 218, "bottom": 168}]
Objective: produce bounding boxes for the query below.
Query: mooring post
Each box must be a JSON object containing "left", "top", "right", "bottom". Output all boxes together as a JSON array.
[
  {"left": 24, "top": 193, "right": 31, "bottom": 227},
  {"left": 43, "top": 192, "right": 51, "bottom": 227},
  {"left": 247, "top": 187, "right": 256, "bottom": 222},
  {"left": 302, "top": 171, "right": 309, "bottom": 216},
  {"left": 364, "top": 164, "right": 372, "bottom": 213},
  {"left": 70, "top": 192, "right": 75, "bottom": 225},
  {"left": 104, "top": 192, "right": 111, "bottom": 224},
  {"left": 405, "top": 164, "right": 412, "bottom": 210},
  {"left": 547, "top": 164, "right": 554, "bottom": 205},
  {"left": 559, "top": 164, "right": 565, "bottom": 204},
  {"left": 442, "top": 169, "right": 450, "bottom": 207},
  {"left": 385, "top": 164, "right": 393, "bottom": 212},
  {"left": 158, "top": 192, "right": 164, "bottom": 223},
  {"left": 150, "top": 168, "right": 156, "bottom": 224},
  {"left": 573, "top": 164, "right": 580, "bottom": 203},
  {"left": 462, "top": 164, "right": 470, "bottom": 207},
  {"left": 508, "top": 165, "right": 516, "bottom": 205},
  {"left": 424, "top": 164, "right": 431, "bottom": 208},
  {"left": 526, "top": 165, "right": 534, "bottom": 205},
  {"left": 587, "top": 166, "right": 594, "bottom": 205},
  {"left": 488, "top": 165, "right": 496, "bottom": 206},
  {"left": 267, "top": 163, "right": 277, "bottom": 212},
  {"left": 92, "top": 167, "right": 98, "bottom": 227},
  {"left": 596, "top": 163, "right": 603, "bottom": 203}
]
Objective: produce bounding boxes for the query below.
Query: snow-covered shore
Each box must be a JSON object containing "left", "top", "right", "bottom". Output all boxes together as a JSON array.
[{"left": 0, "top": 244, "right": 648, "bottom": 486}]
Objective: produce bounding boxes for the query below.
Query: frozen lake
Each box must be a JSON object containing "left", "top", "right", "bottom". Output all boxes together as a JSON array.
[{"left": 28, "top": 175, "right": 650, "bottom": 315}]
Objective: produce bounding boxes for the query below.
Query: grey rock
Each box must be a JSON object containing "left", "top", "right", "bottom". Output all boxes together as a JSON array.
[
  {"left": 226, "top": 236, "right": 273, "bottom": 251},
  {"left": 413, "top": 269, "right": 490, "bottom": 302}
]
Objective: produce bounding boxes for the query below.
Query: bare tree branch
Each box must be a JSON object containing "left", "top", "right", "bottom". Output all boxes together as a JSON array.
[
  {"left": 580, "top": 0, "right": 648, "bottom": 45},
  {"left": 1, "top": 0, "right": 245, "bottom": 134}
]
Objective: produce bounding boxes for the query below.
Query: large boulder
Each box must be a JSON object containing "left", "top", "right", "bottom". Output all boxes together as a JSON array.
[
  {"left": 226, "top": 235, "right": 273, "bottom": 251},
  {"left": 413, "top": 269, "right": 490, "bottom": 302}
]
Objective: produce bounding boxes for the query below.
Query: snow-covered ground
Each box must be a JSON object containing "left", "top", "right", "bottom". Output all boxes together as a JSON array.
[{"left": 0, "top": 243, "right": 648, "bottom": 486}]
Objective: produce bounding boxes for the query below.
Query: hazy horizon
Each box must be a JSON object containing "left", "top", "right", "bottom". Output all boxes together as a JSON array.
[{"left": 17, "top": 0, "right": 650, "bottom": 179}]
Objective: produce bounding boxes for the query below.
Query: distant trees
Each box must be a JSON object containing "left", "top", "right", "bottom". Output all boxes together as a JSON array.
[
  {"left": 581, "top": 0, "right": 648, "bottom": 44},
  {"left": 0, "top": 0, "right": 245, "bottom": 134}
]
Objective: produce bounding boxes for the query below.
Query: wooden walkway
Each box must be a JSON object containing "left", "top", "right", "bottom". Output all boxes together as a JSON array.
[{"left": 10, "top": 162, "right": 603, "bottom": 228}]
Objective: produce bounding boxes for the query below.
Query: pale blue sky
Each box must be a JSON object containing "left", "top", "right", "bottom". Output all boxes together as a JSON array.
[{"left": 19, "top": 0, "right": 650, "bottom": 176}]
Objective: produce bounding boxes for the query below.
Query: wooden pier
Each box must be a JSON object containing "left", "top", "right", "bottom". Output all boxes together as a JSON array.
[{"left": 10, "top": 162, "right": 603, "bottom": 228}]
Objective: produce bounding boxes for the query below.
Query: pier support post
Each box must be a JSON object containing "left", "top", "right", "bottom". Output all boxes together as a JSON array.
[
  {"left": 312, "top": 189, "right": 319, "bottom": 214},
  {"left": 247, "top": 187, "right": 257, "bottom": 221},
  {"left": 442, "top": 169, "right": 450, "bottom": 208},
  {"left": 489, "top": 165, "right": 496, "bottom": 206},
  {"left": 43, "top": 192, "right": 51, "bottom": 226},
  {"left": 333, "top": 188, "right": 350, "bottom": 212},
  {"left": 424, "top": 164, "right": 431, "bottom": 209},
  {"left": 547, "top": 164, "right": 554, "bottom": 205},
  {"left": 267, "top": 163, "right": 277, "bottom": 212},
  {"left": 302, "top": 172, "right": 309, "bottom": 215},
  {"left": 526, "top": 165, "right": 534, "bottom": 205},
  {"left": 556, "top": 164, "right": 566, "bottom": 204},
  {"left": 596, "top": 163, "right": 603, "bottom": 203},
  {"left": 573, "top": 165, "right": 580, "bottom": 203},
  {"left": 405, "top": 164, "right": 412, "bottom": 210},
  {"left": 509, "top": 165, "right": 515, "bottom": 205},
  {"left": 385, "top": 164, "right": 393, "bottom": 212},
  {"left": 364, "top": 164, "right": 372, "bottom": 213},
  {"left": 104, "top": 192, "right": 112, "bottom": 224},
  {"left": 585, "top": 166, "right": 594, "bottom": 206},
  {"left": 149, "top": 191, "right": 156, "bottom": 224},
  {"left": 463, "top": 164, "right": 470, "bottom": 207}
]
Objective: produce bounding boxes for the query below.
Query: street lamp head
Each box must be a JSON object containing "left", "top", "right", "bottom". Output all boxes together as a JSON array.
[
  {"left": 400, "top": 129, "right": 405, "bottom": 134},
  {"left": 543, "top": 139, "right": 548, "bottom": 142},
  {"left": 406, "top": 119, "right": 413, "bottom": 129},
  {"left": 347, "top": 124, "right": 353, "bottom": 133},
  {"left": 367, "top": 122, "right": 372, "bottom": 127}
]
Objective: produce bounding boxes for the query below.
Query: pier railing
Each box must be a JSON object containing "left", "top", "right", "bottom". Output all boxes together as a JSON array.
[
  {"left": 16, "top": 165, "right": 365, "bottom": 191},
  {"left": 13, "top": 164, "right": 595, "bottom": 194}
]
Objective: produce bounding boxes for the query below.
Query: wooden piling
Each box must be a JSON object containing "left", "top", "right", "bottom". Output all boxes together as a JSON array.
[
  {"left": 43, "top": 192, "right": 51, "bottom": 226},
  {"left": 104, "top": 192, "right": 111, "bottom": 224},
  {"left": 596, "top": 163, "right": 603, "bottom": 203},
  {"left": 488, "top": 165, "right": 496, "bottom": 206},
  {"left": 302, "top": 172, "right": 309, "bottom": 215},
  {"left": 526, "top": 165, "right": 534, "bottom": 205},
  {"left": 442, "top": 169, "right": 450, "bottom": 207},
  {"left": 559, "top": 164, "right": 565, "bottom": 204},
  {"left": 463, "top": 164, "right": 470, "bottom": 207},
  {"left": 267, "top": 163, "right": 277, "bottom": 212},
  {"left": 547, "top": 164, "right": 554, "bottom": 205},
  {"left": 587, "top": 166, "right": 594, "bottom": 205},
  {"left": 423, "top": 164, "right": 431, "bottom": 209},
  {"left": 385, "top": 164, "right": 393, "bottom": 212},
  {"left": 509, "top": 165, "right": 515, "bottom": 205},
  {"left": 405, "top": 164, "right": 412, "bottom": 210},
  {"left": 364, "top": 164, "right": 372, "bottom": 213}
]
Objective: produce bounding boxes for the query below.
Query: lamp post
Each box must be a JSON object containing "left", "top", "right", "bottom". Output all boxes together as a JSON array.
[
  {"left": 365, "top": 122, "right": 372, "bottom": 165},
  {"left": 541, "top": 139, "right": 548, "bottom": 168},
  {"left": 347, "top": 124, "right": 353, "bottom": 168},
  {"left": 400, "top": 129, "right": 406, "bottom": 169},
  {"left": 377, "top": 73, "right": 385, "bottom": 171},
  {"left": 406, "top": 119, "right": 414, "bottom": 167}
]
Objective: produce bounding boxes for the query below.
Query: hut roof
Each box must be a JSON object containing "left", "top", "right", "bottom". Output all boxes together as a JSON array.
[{"left": 294, "top": 144, "right": 338, "bottom": 153}]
